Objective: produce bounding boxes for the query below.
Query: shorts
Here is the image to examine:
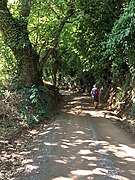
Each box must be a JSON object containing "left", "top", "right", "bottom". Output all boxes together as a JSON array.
[{"left": 93, "top": 95, "right": 99, "bottom": 102}]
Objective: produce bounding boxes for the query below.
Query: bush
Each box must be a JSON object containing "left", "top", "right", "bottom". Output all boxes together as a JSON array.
[
  {"left": 18, "top": 85, "right": 54, "bottom": 124},
  {"left": 0, "top": 85, "right": 60, "bottom": 126}
]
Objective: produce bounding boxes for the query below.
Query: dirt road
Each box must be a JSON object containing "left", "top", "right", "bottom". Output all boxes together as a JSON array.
[{"left": 15, "top": 91, "right": 135, "bottom": 180}]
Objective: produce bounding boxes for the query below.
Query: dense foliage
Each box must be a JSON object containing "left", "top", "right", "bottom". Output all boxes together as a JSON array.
[{"left": 0, "top": 0, "right": 135, "bottom": 122}]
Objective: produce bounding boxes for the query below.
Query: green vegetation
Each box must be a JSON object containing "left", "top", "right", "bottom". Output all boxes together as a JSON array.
[
  {"left": 19, "top": 86, "right": 52, "bottom": 124},
  {"left": 0, "top": 0, "right": 135, "bottom": 127},
  {"left": 0, "top": 85, "right": 59, "bottom": 127}
]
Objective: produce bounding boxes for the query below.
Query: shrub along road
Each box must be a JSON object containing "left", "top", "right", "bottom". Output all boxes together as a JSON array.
[{"left": 13, "top": 91, "right": 135, "bottom": 180}]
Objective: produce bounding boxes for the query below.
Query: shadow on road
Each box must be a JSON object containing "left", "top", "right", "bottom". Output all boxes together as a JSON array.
[{"left": 14, "top": 91, "right": 135, "bottom": 180}]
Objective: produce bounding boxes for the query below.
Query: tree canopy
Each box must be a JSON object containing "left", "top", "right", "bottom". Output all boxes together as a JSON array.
[{"left": 0, "top": 0, "right": 134, "bottom": 116}]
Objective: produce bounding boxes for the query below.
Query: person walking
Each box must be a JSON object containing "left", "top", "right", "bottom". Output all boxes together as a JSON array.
[{"left": 91, "top": 84, "right": 99, "bottom": 109}]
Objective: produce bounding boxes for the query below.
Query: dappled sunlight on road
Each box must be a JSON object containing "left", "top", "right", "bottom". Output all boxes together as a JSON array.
[
  {"left": 44, "top": 142, "right": 58, "bottom": 146},
  {"left": 71, "top": 168, "right": 108, "bottom": 176},
  {"left": 15, "top": 124, "right": 135, "bottom": 179},
  {"left": 13, "top": 92, "right": 135, "bottom": 180},
  {"left": 78, "top": 149, "right": 93, "bottom": 155}
]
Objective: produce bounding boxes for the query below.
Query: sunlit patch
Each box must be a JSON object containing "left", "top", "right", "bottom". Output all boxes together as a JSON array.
[
  {"left": 88, "top": 163, "right": 97, "bottom": 167},
  {"left": 73, "top": 97, "right": 82, "bottom": 101},
  {"left": 119, "top": 144, "right": 135, "bottom": 158},
  {"left": 61, "top": 144, "right": 69, "bottom": 149},
  {"left": 106, "top": 136, "right": 111, "bottom": 139},
  {"left": 19, "top": 151, "right": 31, "bottom": 155},
  {"left": 71, "top": 168, "right": 108, "bottom": 176},
  {"left": 128, "top": 170, "right": 135, "bottom": 175},
  {"left": 115, "top": 151, "right": 128, "bottom": 158},
  {"left": 81, "top": 156, "right": 98, "bottom": 161},
  {"left": 104, "top": 143, "right": 135, "bottom": 160},
  {"left": 62, "top": 139, "right": 70, "bottom": 142},
  {"left": 76, "top": 105, "right": 81, "bottom": 109},
  {"left": 84, "top": 140, "right": 93, "bottom": 143},
  {"left": 75, "top": 131, "right": 85, "bottom": 134},
  {"left": 98, "top": 141, "right": 109, "bottom": 146},
  {"left": 124, "top": 157, "right": 135, "bottom": 162},
  {"left": 69, "top": 109, "right": 82, "bottom": 115},
  {"left": 70, "top": 156, "right": 76, "bottom": 160},
  {"left": 38, "top": 131, "right": 50, "bottom": 136},
  {"left": 22, "top": 159, "right": 33, "bottom": 165},
  {"left": 95, "top": 149, "right": 108, "bottom": 155},
  {"left": 104, "top": 145, "right": 117, "bottom": 153},
  {"left": 33, "top": 148, "right": 39, "bottom": 151},
  {"left": 69, "top": 101, "right": 78, "bottom": 104},
  {"left": 83, "top": 110, "right": 104, "bottom": 118},
  {"left": 44, "top": 142, "right": 57, "bottom": 146},
  {"left": 48, "top": 127, "right": 53, "bottom": 130},
  {"left": 117, "top": 161, "right": 127, "bottom": 165},
  {"left": 55, "top": 127, "right": 61, "bottom": 130},
  {"left": 0, "top": 140, "right": 8, "bottom": 144},
  {"left": 16, "top": 167, "right": 25, "bottom": 173},
  {"left": 88, "top": 142, "right": 96, "bottom": 146},
  {"left": 52, "top": 177, "right": 72, "bottom": 180},
  {"left": 63, "top": 105, "right": 71, "bottom": 109},
  {"left": 29, "top": 130, "right": 39, "bottom": 135},
  {"left": 62, "top": 142, "right": 76, "bottom": 146},
  {"left": 25, "top": 164, "right": 39, "bottom": 172},
  {"left": 55, "top": 160, "right": 67, "bottom": 164},
  {"left": 78, "top": 149, "right": 93, "bottom": 155},
  {"left": 91, "top": 140, "right": 109, "bottom": 147},
  {"left": 75, "top": 139, "right": 84, "bottom": 143},
  {"left": 8, "top": 0, "right": 15, "bottom": 4},
  {"left": 37, "top": 155, "right": 43, "bottom": 159}
]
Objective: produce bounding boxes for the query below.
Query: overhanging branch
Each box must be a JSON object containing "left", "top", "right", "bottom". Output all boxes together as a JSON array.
[{"left": 39, "top": 8, "right": 74, "bottom": 69}]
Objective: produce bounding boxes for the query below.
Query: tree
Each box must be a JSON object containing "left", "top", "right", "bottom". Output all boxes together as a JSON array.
[
  {"left": 0, "top": 0, "right": 73, "bottom": 87},
  {"left": 105, "top": 0, "right": 135, "bottom": 87},
  {"left": 70, "top": 0, "right": 126, "bottom": 87}
]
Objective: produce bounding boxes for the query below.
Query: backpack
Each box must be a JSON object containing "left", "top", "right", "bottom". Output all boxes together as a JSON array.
[{"left": 92, "top": 88, "right": 98, "bottom": 96}]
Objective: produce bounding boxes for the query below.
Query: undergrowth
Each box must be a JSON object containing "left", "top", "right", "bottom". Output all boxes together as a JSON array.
[
  {"left": 19, "top": 85, "right": 52, "bottom": 124},
  {"left": 0, "top": 85, "right": 59, "bottom": 127}
]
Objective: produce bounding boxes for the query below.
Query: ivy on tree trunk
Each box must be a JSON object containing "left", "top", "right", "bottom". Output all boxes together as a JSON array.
[
  {"left": 0, "top": 0, "right": 73, "bottom": 87},
  {"left": 0, "top": 0, "right": 41, "bottom": 87}
]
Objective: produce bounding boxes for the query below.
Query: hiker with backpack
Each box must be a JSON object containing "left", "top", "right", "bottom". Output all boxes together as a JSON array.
[{"left": 91, "top": 84, "right": 100, "bottom": 109}]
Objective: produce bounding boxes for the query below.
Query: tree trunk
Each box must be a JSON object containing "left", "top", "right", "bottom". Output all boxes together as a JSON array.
[
  {"left": 0, "top": 1, "right": 73, "bottom": 87},
  {"left": 0, "top": 1, "right": 43, "bottom": 87},
  {"left": 52, "top": 60, "right": 59, "bottom": 86}
]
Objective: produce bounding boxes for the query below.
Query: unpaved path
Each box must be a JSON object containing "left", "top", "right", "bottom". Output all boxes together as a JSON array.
[{"left": 14, "top": 91, "right": 135, "bottom": 180}]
